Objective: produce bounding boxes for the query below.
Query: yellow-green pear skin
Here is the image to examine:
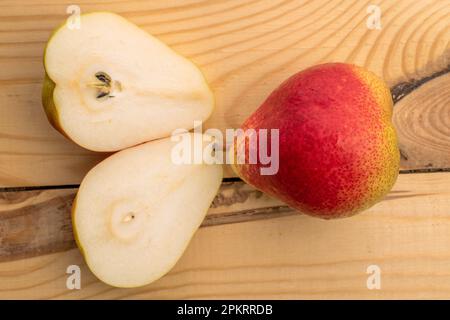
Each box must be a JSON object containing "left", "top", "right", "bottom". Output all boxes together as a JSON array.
[
  {"left": 70, "top": 195, "right": 87, "bottom": 259},
  {"left": 42, "top": 73, "right": 69, "bottom": 138}
]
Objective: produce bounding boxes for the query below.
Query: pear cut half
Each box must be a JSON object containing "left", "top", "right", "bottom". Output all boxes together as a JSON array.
[
  {"left": 43, "top": 12, "right": 214, "bottom": 151},
  {"left": 72, "top": 133, "right": 223, "bottom": 287}
]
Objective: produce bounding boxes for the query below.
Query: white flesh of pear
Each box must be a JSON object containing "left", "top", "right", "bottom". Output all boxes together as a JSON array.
[
  {"left": 73, "top": 133, "right": 223, "bottom": 287},
  {"left": 44, "top": 12, "right": 214, "bottom": 151}
]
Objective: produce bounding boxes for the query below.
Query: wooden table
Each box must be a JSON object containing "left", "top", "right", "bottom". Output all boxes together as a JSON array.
[{"left": 0, "top": 0, "right": 449, "bottom": 299}]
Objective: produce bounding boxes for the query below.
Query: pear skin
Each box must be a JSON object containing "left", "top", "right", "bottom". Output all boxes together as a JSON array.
[
  {"left": 232, "top": 63, "right": 400, "bottom": 219},
  {"left": 42, "top": 72, "right": 71, "bottom": 139}
]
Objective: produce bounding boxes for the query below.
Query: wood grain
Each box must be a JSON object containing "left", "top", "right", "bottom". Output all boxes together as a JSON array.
[
  {"left": 0, "top": 0, "right": 449, "bottom": 186},
  {"left": 3, "top": 168, "right": 450, "bottom": 263},
  {"left": 0, "top": 172, "right": 449, "bottom": 299},
  {"left": 394, "top": 73, "right": 450, "bottom": 170},
  {"left": 0, "top": 180, "right": 289, "bottom": 262},
  {"left": 0, "top": 0, "right": 449, "bottom": 300}
]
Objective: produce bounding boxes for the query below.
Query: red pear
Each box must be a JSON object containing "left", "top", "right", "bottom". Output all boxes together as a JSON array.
[{"left": 232, "top": 63, "right": 400, "bottom": 219}]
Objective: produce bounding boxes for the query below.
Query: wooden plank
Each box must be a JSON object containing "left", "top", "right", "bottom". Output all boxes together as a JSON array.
[
  {"left": 0, "top": 172, "right": 450, "bottom": 262},
  {"left": 394, "top": 73, "right": 450, "bottom": 169},
  {"left": 0, "top": 0, "right": 449, "bottom": 186},
  {"left": 0, "top": 180, "right": 288, "bottom": 262},
  {"left": 0, "top": 171, "right": 449, "bottom": 299}
]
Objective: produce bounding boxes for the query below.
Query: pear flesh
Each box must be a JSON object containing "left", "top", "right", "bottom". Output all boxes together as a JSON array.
[
  {"left": 72, "top": 133, "right": 223, "bottom": 287},
  {"left": 43, "top": 12, "right": 214, "bottom": 151}
]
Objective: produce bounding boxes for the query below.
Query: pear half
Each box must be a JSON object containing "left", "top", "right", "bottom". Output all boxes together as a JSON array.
[
  {"left": 43, "top": 12, "right": 214, "bottom": 151},
  {"left": 72, "top": 133, "right": 223, "bottom": 287}
]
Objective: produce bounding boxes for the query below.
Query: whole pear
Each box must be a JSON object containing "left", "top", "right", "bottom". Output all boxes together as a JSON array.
[{"left": 232, "top": 63, "right": 400, "bottom": 219}]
